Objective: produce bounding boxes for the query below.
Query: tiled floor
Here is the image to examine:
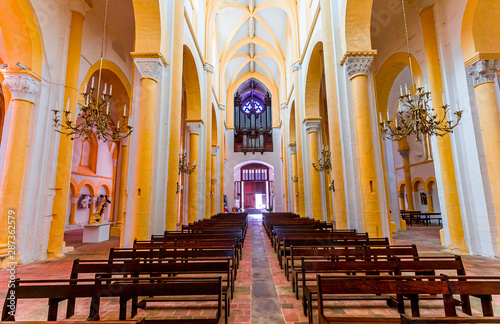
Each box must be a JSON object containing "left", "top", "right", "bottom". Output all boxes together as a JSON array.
[{"left": 0, "top": 219, "right": 499, "bottom": 323}]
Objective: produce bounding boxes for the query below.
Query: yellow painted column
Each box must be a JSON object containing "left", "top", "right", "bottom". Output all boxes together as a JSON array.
[
  {"left": 399, "top": 192, "right": 406, "bottom": 212},
  {"left": 47, "top": 11, "right": 85, "bottom": 258},
  {"left": 186, "top": 122, "right": 201, "bottom": 223},
  {"left": 281, "top": 104, "right": 290, "bottom": 212},
  {"left": 130, "top": 58, "right": 163, "bottom": 242},
  {"left": 292, "top": 62, "right": 306, "bottom": 216},
  {"left": 289, "top": 144, "right": 299, "bottom": 213},
  {"left": 398, "top": 147, "right": 415, "bottom": 211},
  {"left": 204, "top": 64, "right": 214, "bottom": 219},
  {"left": 220, "top": 107, "right": 225, "bottom": 211},
  {"left": 165, "top": 0, "right": 185, "bottom": 230},
  {"left": 468, "top": 59, "right": 500, "bottom": 247},
  {"left": 210, "top": 146, "right": 217, "bottom": 216},
  {"left": 320, "top": 0, "right": 347, "bottom": 228},
  {"left": 420, "top": 6, "right": 467, "bottom": 252},
  {"left": 345, "top": 56, "right": 384, "bottom": 238},
  {"left": 427, "top": 190, "right": 435, "bottom": 213},
  {"left": 112, "top": 137, "right": 129, "bottom": 238},
  {"left": 88, "top": 196, "right": 97, "bottom": 223},
  {"left": 69, "top": 196, "right": 78, "bottom": 225},
  {"left": 0, "top": 70, "right": 40, "bottom": 256},
  {"left": 305, "top": 120, "right": 323, "bottom": 220}
]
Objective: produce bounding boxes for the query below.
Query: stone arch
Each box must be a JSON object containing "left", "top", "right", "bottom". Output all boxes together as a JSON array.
[
  {"left": 132, "top": 0, "right": 164, "bottom": 56},
  {"left": 343, "top": 0, "right": 374, "bottom": 54},
  {"left": 425, "top": 177, "right": 437, "bottom": 192},
  {"left": 412, "top": 177, "right": 425, "bottom": 192},
  {"left": 96, "top": 180, "right": 112, "bottom": 196},
  {"left": 183, "top": 46, "right": 202, "bottom": 121},
  {"left": 77, "top": 179, "right": 96, "bottom": 196},
  {"left": 375, "top": 52, "right": 423, "bottom": 116},
  {"left": 0, "top": 0, "right": 43, "bottom": 74},
  {"left": 461, "top": 0, "right": 500, "bottom": 64},
  {"left": 79, "top": 60, "right": 131, "bottom": 99},
  {"left": 69, "top": 178, "right": 78, "bottom": 197},
  {"left": 304, "top": 42, "right": 324, "bottom": 119}
]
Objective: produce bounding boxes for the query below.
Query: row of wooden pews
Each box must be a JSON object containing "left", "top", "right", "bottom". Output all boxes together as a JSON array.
[
  {"left": 262, "top": 212, "right": 500, "bottom": 324},
  {"left": 2, "top": 212, "right": 248, "bottom": 323}
]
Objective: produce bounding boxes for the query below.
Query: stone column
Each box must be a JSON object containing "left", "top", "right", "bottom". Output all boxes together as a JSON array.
[
  {"left": 165, "top": 0, "right": 185, "bottom": 231},
  {"left": 399, "top": 149, "right": 415, "bottom": 211},
  {"left": 47, "top": 10, "right": 85, "bottom": 258},
  {"left": 305, "top": 119, "right": 323, "bottom": 220},
  {"left": 320, "top": 0, "right": 347, "bottom": 228},
  {"left": 281, "top": 103, "right": 290, "bottom": 212},
  {"left": 187, "top": 122, "right": 202, "bottom": 224},
  {"left": 130, "top": 58, "right": 163, "bottom": 242},
  {"left": 468, "top": 59, "right": 500, "bottom": 247},
  {"left": 68, "top": 196, "right": 79, "bottom": 225},
  {"left": 112, "top": 136, "right": 129, "bottom": 238},
  {"left": 292, "top": 62, "right": 305, "bottom": 216},
  {"left": 345, "top": 56, "right": 384, "bottom": 238},
  {"left": 0, "top": 70, "right": 40, "bottom": 256},
  {"left": 399, "top": 192, "right": 406, "bottom": 212},
  {"left": 427, "top": 190, "right": 435, "bottom": 213},
  {"left": 210, "top": 146, "right": 218, "bottom": 216},
  {"left": 88, "top": 195, "right": 98, "bottom": 223},
  {"left": 205, "top": 63, "right": 215, "bottom": 219},
  {"left": 289, "top": 144, "right": 300, "bottom": 214},
  {"left": 419, "top": 5, "right": 467, "bottom": 252}
]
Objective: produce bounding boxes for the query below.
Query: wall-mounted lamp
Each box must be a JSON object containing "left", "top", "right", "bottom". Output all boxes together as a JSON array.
[
  {"left": 291, "top": 175, "right": 298, "bottom": 183},
  {"left": 176, "top": 182, "right": 183, "bottom": 195},
  {"left": 328, "top": 180, "right": 335, "bottom": 192}
]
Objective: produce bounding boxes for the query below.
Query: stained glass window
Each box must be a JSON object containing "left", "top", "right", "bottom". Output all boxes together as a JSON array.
[{"left": 242, "top": 99, "right": 264, "bottom": 114}]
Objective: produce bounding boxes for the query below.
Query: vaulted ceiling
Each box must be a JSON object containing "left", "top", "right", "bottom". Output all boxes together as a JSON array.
[{"left": 214, "top": 0, "right": 289, "bottom": 98}]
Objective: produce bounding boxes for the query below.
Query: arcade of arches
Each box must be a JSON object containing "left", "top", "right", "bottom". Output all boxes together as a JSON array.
[{"left": 1, "top": 0, "right": 500, "bottom": 291}]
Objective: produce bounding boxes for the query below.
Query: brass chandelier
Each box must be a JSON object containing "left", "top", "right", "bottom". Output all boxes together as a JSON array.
[
  {"left": 312, "top": 146, "right": 332, "bottom": 173},
  {"left": 378, "top": 0, "right": 462, "bottom": 142},
  {"left": 52, "top": 0, "right": 132, "bottom": 142}
]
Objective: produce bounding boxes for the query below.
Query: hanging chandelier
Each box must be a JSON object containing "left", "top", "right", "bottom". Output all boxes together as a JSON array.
[
  {"left": 52, "top": 0, "right": 132, "bottom": 142},
  {"left": 378, "top": 0, "right": 462, "bottom": 142},
  {"left": 178, "top": 148, "right": 196, "bottom": 175},
  {"left": 312, "top": 146, "right": 332, "bottom": 173}
]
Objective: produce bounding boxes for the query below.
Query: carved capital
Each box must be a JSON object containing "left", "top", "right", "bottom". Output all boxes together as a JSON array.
[
  {"left": 203, "top": 63, "right": 215, "bottom": 74},
  {"left": 218, "top": 104, "right": 226, "bottom": 111},
  {"left": 280, "top": 103, "right": 288, "bottom": 110},
  {"left": 292, "top": 61, "right": 302, "bottom": 72},
  {"left": 410, "top": 0, "right": 435, "bottom": 13},
  {"left": 211, "top": 146, "right": 219, "bottom": 155},
  {"left": 119, "top": 133, "right": 129, "bottom": 146},
  {"left": 468, "top": 59, "right": 500, "bottom": 87},
  {"left": 399, "top": 150, "right": 410, "bottom": 159},
  {"left": 1, "top": 71, "right": 41, "bottom": 103},
  {"left": 186, "top": 121, "right": 203, "bottom": 135},
  {"left": 289, "top": 143, "right": 297, "bottom": 154},
  {"left": 304, "top": 120, "right": 321, "bottom": 134},
  {"left": 344, "top": 56, "right": 373, "bottom": 79},
  {"left": 71, "top": 196, "right": 80, "bottom": 204},
  {"left": 134, "top": 58, "right": 164, "bottom": 82}
]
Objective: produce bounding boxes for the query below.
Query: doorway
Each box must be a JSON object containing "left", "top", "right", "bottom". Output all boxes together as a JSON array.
[{"left": 239, "top": 163, "right": 272, "bottom": 212}]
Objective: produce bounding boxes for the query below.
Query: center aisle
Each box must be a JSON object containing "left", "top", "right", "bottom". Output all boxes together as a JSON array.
[{"left": 230, "top": 214, "right": 307, "bottom": 324}]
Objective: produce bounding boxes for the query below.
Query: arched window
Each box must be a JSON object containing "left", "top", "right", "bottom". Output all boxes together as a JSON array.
[{"left": 242, "top": 99, "right": 264, "bottom": 114}]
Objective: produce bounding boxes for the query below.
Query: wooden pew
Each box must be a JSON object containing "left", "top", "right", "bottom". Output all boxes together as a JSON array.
[
  {"left": 300, "top": 256, "right": 470, "bottom": 322},
  {"left": 2, "top": 277, "right": 223, "bottom": 323},
  {"left": 316, "top": 275, "right": 454, "bottom": 324},
  {"left": 400, "top": 315, "right": 500, "bottom": 323},
  {"left": 66, "top": 258, "right": 232, "bottom": 321},
  {"left": 275, "top": 232, "right": 368, "bottom": 255}
]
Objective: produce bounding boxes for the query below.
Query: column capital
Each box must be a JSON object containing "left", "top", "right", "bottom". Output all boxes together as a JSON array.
[
  {"left": 71, "top": 196, "right": 80, "bottom": 204},
  {"left": 289, "top": 143, "right": 297, "bottom": 154},
  {"left": 134, "top": 58, "right": 164, "bottom": 82},
  {"left": 119, "top": 134, "right": 129, "bottom": 146},
  {"left": 304, "top": 119, "right": 321, "bottom": 133},
  {"left": 203, "top": 63, "right": 215, "bottom": 74},
  {"left": 211, "top": 146, "right": 219, "bottom": 155},
  {"left": 1, "top": 70, "right": 41, "bottom": 103},
  {"left": 292, "top": 61, "right": 302, "bottom": 72},
  {"left": 344, "top": 56, "right": 373, "bottom": 79},
  {"left": 280, "top": 103, "right": 288, "bottom": 110},
  {"left": 186, "top": 121, "right": 203, "bottom": 135},
  {"left": 399, "top": 149, "right": 410, "bottom": 159},
  {"left": 218, "top": 104, "right": 226, "bottom": 111},
  {"left": 69, "top": 0, "right": 91, "bottom": 16},
  {"left": 468, "top": 59, "right": 500, "bottom": 87}
]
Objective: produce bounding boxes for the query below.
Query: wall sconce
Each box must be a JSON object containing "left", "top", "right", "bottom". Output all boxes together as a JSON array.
[
  {"left": 178, "top": 149, "right": 196, "bottom": 175},
  {"left": 176, "top": 182, "right": 183, "bottom": 195},
  {"left": 295, "top": 191, "right": 299, "bottom": 197},
  {"left": 291, "top": 175, "right": 298, "bottom": 183},
  {"left": 328, "top": 180, "right": 335, "bottom": 192},
  {"left": 210, "top": 190, "right": 214, "bottom": 198},
  {"left": 211, "top": 178, "right": 217, "bottom": 186}
]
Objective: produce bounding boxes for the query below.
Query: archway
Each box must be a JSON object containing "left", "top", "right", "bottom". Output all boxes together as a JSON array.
[{"left": 234, "top": 161, "right": 275, "bottom": 213}]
